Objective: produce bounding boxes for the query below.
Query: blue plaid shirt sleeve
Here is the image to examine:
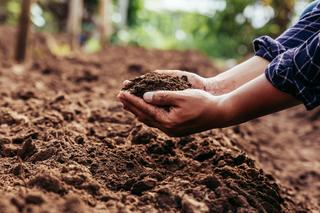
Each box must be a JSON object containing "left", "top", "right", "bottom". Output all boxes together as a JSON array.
[
  {"left": 265, "top": 33, "right": 320, "bottom": 110},
  {"left": 253, "top": 2, "right": 320, "bottom": 62},
  {"left": 252, "top": 3, "right": 320, "bottom": 110}
]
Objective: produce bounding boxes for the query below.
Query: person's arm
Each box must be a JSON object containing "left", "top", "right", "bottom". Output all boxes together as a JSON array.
[
  {"left": 132, "top": 5, "right": 320, "bottom": 97},
  {"left": 220, "top": 75, "right": 300, "bottom": 126},
  {"left": 152, "top": 56, "right": 270, "bottom": 95},
  {"left": 207, "top": 4, "right": 320, "bottom": 94},
  {"left": 118, "top": 74, "right": 300, "bottom": 137},
  {"left": 214, "top": 27, "right": 320, "bottom": 125},
  {"left": 206, "top": 56, "right": 269, "bottom": 94},
  {"left": 118, "top": 31, "right": 320, "bottom": 136},
  {"left": 214, "top": 29, "right": 320, "bottom": 126},
  {"left": 263, "top": 32, "right": 320, "bottom": 110}
]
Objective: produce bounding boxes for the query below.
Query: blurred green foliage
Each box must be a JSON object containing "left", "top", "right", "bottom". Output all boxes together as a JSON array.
[
  {"left": 4, "top": 0, "right": 20, "bottom": 24},
  {"left": 0, "top": 0, "right": 60, "bottom": 32},
  {"left": 0, "top": 0, "right": 314, "bottom": 59},
  {"left": 112, "top": 0, "right": 308, "bottom": 59},
  {"left": 127, "top": 0, "right": 143, "bottom": 27}
]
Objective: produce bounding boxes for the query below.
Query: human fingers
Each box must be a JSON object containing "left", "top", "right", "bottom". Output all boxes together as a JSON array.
[
  {"left": 143, "top": 90, "right": 182, "bottom": 106},
  {"left": 154, "top": 69, "right": 191, "bottom": 77},
  {"left": 119, "top": 92, "right": 169, "bottom": 123},
  {"left": 121, "top": 80, "right": 131, "bottom": 88},
  {"left": 121, "top": 99, "right": 158, "bottom": 127}
]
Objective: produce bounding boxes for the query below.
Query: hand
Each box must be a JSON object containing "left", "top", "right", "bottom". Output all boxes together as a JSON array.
[{"left": 118, "top": 89, "right": 229, "bottom": 137}]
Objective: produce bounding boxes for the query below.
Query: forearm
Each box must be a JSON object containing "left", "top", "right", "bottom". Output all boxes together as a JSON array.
[
  {"left": 217, "top": 32, "right": 320, "bottom": 126},
  {"left": 207, "top": 5, "right": 320, "bottom": 96},
  {"left": 206, "top": 56, "right": 270, "bottom": 95},
  {"left": 218, "top": 74, "right": 300, "bottom": 127}
]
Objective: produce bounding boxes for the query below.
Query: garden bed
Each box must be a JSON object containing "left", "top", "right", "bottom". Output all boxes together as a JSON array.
[{"left": 0, "top": 27, "right": 318, "bottom": 212}]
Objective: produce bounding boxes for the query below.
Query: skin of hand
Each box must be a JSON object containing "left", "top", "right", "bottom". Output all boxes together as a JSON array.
[
  {"left": 118, "top": 74, "right": 300, "bottom": 137},
  {"left": 118, "top": 89, "right": 227, "bottom": 137},
  {"left": 206, "top": 56, "right": 270, "bottom": 95},
  {"left": 126, "top": 56, "right": 269, "bottom": 96},
  {"left": 221, "top": 74, "right": 300, "bottom": 125}
]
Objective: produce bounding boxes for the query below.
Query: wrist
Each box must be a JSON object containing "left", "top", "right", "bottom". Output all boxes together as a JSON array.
[
  {"left": 203, "top": 77, "right": 218, "bottom": 93},
  {"left": 204, "top": 77, "right": 236, "bottom": 95},
  {"left": 218, "top": 94, "right": 237, "bottom": 127},
  {"left": 206, "top": 94, "right": 235, "bottom": 128}
]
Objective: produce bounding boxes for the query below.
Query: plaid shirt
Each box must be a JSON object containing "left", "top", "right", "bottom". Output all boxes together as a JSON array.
[{"left": 253, "top": 2, "right": 320, "bottom": 110}]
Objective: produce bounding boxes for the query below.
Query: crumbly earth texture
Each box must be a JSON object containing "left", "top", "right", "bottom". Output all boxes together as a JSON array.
[
  {"left": 122, "top": 72, "right": 192, "bottom": 97},
  {"left": 0, "top": 26, "right": 318, "bottom": 212}
]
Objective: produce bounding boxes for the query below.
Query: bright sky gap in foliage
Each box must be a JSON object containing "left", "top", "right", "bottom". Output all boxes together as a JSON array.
[{"left": 145, "top": 0, "right": 311, "bottom": 28}]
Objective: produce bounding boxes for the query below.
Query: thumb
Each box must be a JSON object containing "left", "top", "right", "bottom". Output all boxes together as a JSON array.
[{"left": 143, "top": 91, "right": 180, "bottom": 106}]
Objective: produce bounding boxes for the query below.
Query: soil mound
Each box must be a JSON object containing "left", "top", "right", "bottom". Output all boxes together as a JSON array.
[
  {"left": 122, "top": 72, "right": 192, "bottom": 97},
  {"left": 0, "top": 26, "right": 317, "bottom": 212}
]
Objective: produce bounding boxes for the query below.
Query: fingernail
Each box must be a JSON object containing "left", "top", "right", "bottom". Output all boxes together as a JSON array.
[
  {"left": 123, "top": 80, "right": 131, "bottom": 85},
  {"left": 143, "top": 92, "right": 154, "bottom": 103},
  {"left": 117, "top": 93, "right": 124, "bottom": 99}
]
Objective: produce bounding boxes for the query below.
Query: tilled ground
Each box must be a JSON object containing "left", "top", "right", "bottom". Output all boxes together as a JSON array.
[
  {"left": 0, "top": 27, "right": 318, "bottom": 212},
  {"left": 236, "top": 107, "right": 320, "bottom": 212}
]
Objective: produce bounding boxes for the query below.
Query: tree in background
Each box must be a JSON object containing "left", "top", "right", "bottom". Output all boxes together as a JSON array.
[
  {"left": 98, "top": 0, "right": 112, "bottom": 46},
  {"left": 0, "top": 0, "right": 9, "bottom": 23},
  {"left": 15, "top": 0, "right": 32, "bottom": 62},
  {"left": 127, "top": 0, "right": 143, "bottom": 27},
  {"left": 67, "top": 0, "right": 83, "bottom": 50},
  {"left": 39, "top": 0, "right": 68, "bottom": 32},
  {"left": 118, "top": 0, "right": 129, "bottom": 29}
]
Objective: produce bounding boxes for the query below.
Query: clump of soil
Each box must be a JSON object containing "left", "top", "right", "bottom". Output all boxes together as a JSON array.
[
  {"left": 0, "top": 26, "right": 318, "bottom": 212},
  {"left": 122, "top": 72, "right": 192, "bottom": 98}
]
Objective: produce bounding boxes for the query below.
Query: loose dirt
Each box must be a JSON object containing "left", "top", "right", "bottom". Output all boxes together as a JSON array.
[
  {"left": 122, "top": 72, "right": 192, "bottom": 97},
  {"left": 0, "top": 26, "right": 318, "bottom": 212}
]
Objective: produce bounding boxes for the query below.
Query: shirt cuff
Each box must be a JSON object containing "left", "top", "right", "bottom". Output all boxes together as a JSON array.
[
  {"left": 253, "top": 36, "right": 287, "bottom": 62},
  {"left": 265, "top": 49, "right": 319, "bottom": 110}
]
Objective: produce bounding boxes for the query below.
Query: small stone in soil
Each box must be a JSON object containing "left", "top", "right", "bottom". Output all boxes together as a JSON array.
[
  {"left": 25, "top": 193, "right": 44, "bottom": 205},
  {"left": 29, "top": 147, "right": 55, "bottom": 163},
  {"left": 17, "top": 138, "right": 37, "bottom": 160},
  {"left": 131, "top": 178, "right": 156, "bottom": 195},
  {"left": 131, "top": 129, "right": 157, "bottom": 145},
  {"left": 74, "top": 135, "right": 85, "bottom": 145},
  {"left": 1, "top": 144, "right": 19, "bottom": 157}
]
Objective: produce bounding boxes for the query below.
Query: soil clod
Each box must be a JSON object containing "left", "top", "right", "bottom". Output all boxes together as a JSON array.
[
  {"left": 28, "top": 173, "right": 67, "bottom": 195},
  {"left": 17, "top": 138, "right": 37, "bottom": 161},
  {"left": 25, "top": 193, "right": 45, "bottom": 205},
  {"left": 131, "top": 178, "right": 157, "bottom": 195},
  {"left": 0, "top": 27, "right": 316, "bottom": 212},
  {"left": 122, "top": 72, "right": 192, "bottom": 98}
]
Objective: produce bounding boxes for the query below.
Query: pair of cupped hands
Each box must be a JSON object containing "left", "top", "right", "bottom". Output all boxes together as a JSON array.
[{"left": 118, "top": 70, "right": 229, "bottom": 137}]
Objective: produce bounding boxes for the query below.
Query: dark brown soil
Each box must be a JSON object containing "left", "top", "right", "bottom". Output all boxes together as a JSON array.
[
  {"left": 122, "top": 72, "right": 192, "bottom": 98},
  {"left": 0, "top": 26, "right": 318, "bottom": 212}
]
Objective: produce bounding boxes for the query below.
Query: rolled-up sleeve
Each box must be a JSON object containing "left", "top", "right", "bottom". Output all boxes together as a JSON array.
[
  {"left": 253, "top": 36, "right": 287, "bottom": 62},
  {"left": 253, "top": 4, "right": 320, "bottom": 62},
  {"left": 265, "top": 33, "right": 320, "bottom": 110}
]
